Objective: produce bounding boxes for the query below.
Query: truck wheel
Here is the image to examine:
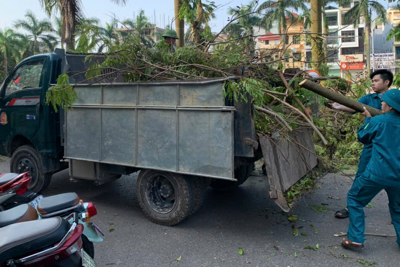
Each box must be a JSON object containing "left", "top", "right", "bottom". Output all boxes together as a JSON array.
[
  {"left": 137, "top": 170, "right": 193, "bottom": 226},
  {"left": 188, "top": 177, "right": 206, "bottom": 216},
  {"left": 210, "top": 163, "right": 254, "bottom": 191},
  {"left": 10, "top": 145, "right": 52, "bottom": 193}
]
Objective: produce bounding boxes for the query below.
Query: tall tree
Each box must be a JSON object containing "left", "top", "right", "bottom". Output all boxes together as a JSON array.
[
  {"left": 14, "top": 11, "right": 56, "bottom": 55},
  {"left": 225, "top": 1, "right": 261, "bottom": 55},
  {"left": 74, "top": 18, "right": 101, "bottom": 53},
  {"left": 0, "top": 29, "right": 26, "bottom": 75},
  {"left": 39, "top": 0, "right": 127, "bottom": 51},
  {"left": 344, "top": 0, "right": 387, "bottom": 76},
  {"left": 98, "top": 18, "right": 120, "bottom": 52},
  {"left": 310, "top": 0, "right": 323, "bottom": 69},
  {"left": 122, "top": 10, "right": 155, "bottom": 48},
  {"left": 257, "top": 0, "right": 307, "bottom": 54},
  {"left": 175, "top": 0, "right": 185, "bottom": 47},
  {"left": 179, "top": 0, "right": 216, "bottom": 45}
]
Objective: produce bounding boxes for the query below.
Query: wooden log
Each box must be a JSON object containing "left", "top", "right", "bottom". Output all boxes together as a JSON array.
[{"left": 299, "top": 79, "right": 382, "bottom": 117}]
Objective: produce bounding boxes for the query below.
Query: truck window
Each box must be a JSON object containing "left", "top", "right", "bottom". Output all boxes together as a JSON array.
[{"left": 5, "top": 60, "right": 45, "bottom": 96}]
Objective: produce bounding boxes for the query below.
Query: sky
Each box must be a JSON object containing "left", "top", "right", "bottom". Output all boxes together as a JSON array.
[
  {"left": 0, "top": 0, "right": 393, "bottom": 33},
  {"left": 0, "top": 0, "right": 246, "bottom": 33}
]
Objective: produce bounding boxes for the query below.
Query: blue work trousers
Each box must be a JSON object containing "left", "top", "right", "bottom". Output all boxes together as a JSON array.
[
  {"left": 347, "top": 175, "right": 400, "bottom": 245},
  {"left": 354, "top": 146, "right": 372, "bottom": 181}
]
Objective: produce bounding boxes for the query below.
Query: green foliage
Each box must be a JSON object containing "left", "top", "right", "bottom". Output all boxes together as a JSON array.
[
  {"left": 309, "top": 205, "right": 329, "bottom": 213},
  {"left": 285, "top": 171, "right": 322, "bottom": 204},
  {"left": 45, "top": 74, "right": 77, "bottom": 112}
]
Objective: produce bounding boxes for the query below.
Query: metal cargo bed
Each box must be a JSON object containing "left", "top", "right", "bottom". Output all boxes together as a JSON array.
[{"left": 64, "top": 79, "right": 239, "bottom": 180}]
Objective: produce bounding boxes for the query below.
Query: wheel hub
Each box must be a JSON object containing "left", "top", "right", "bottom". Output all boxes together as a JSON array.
[
  {"left": 17, "top": 158, "right": 37, "bottom": 186},
  {"left": 160, "top": 184, "right": 173, "bottom": 198},
  {"left": 146, "top": 175, "right": 176, "bottom": 213}
]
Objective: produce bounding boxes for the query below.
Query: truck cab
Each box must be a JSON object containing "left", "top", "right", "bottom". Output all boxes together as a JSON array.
[{"left": 0, "top": 53, "right": 63, "bottom": 192}]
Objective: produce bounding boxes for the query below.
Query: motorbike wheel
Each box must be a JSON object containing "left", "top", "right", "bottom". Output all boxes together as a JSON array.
[
  {"left": 10, "top": 145, "right": 52, "bottom": 193},
  {"left": 137, "top": 170, "right": 194, "bottom": 226},
  {"left": 82, "top": 235, "right": 95, "bottom": 258}
]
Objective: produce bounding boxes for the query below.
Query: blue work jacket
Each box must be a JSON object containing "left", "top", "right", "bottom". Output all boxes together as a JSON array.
[{"left": 358, "top": 111, "right": 400, "bottom": 187}]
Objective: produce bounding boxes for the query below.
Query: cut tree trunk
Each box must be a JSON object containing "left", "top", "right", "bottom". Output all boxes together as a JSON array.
[{"left": 299, "top": 79, "right": 382, "bottom": 116}]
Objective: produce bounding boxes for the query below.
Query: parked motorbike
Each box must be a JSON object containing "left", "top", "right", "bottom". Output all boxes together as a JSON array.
[
  {"left": 0, "top": 172, "right": 36, "bottom": 210},
  {"left": 0, "top": 213, "right": 96, "bottom": 267},
  {"left": 0, "top": 173, "right": 103, "bottom": 258}
]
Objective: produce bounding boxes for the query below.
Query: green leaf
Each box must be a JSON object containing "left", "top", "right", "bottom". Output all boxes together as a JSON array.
[
  {"left": 176, "top": 256, "right": 182, "bottom": 261},
  {"left": 301, "top": 233, "right": 308, "bottom": 236},
  {"left": 304, "top": 246, "right": 315, "bottom": 250},
  {"left": 293, "top": 229, "right": 299, "bottom": 236},
  {"left": 366, "top": 203, "right": 375, "bottom": 208},
  {"left": 238, "top": 248, "right": 243, "bottom": 255},
  {"left": 316, "top": 244, "right": 319, "bottom": 249},
  {"left": 294, "top": 252, "right": 297, "bottom": 257},
  {"left": 288, "top": 215, "right": 298, "bottom": 222}
]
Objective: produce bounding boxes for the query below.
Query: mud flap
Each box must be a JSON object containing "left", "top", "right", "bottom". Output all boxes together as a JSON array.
[{"left": 260, "top": 129, "right": 318, "bottom": 212}]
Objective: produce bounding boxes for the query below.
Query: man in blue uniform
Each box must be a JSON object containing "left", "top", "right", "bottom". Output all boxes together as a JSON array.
[
  {"left": 341, "top": 89, "right": 400, "bottom": 249},
  {"left": 332, "top": 69, "right": 393, "bottom": 219}
]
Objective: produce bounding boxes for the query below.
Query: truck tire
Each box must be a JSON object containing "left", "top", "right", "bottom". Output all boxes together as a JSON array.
[
  {"left": 210, "top": 163, "right": 254, "bottom": 191},
  {"left": 137, "top": 170, "right": 194, "bottom": 226},
  {"left": 188, "top": 177, "right": 206, "bottom": 216},
  {"left": 10, "top": 145, "right": 52, "bottom": 193}
]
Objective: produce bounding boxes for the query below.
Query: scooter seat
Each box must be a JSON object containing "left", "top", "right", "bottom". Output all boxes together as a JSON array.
[
  {"left": 0, "top": 217, "right": 70, "bottom": 264},
  {"left": 0, "top": 173, "right": 19, "bottom": 186},
  {"left": 0, "top": 204, "right": 38, "bottom": 228},
  {"left": 37, "top": 193, "right": 80, "bottom": 215}
]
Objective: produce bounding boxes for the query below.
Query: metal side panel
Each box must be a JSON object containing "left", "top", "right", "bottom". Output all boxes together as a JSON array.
[
  {"left": 260, "top": 129, "right": 318, "bottom": 212},
  {"left": 74, "top": 87, "right": 102, "bottom": 105},
  {"left": 180, "top": 83, "right": 224, "bottom": 106},
  {"left": 179, "top": 111, "right": 234, "bottom": 178},
  {"left": 101, "top": 109, "right": 136, "bottom": 164},
  {"left": 137, "top": 109, "right": 177, "bottom": 170},
  {"left": 103, "top": 85, "right": 138, "bottom": 105},
  {"left": 65, "top": 108, "right": 101, "bottom": 160},
  {"left": 138, "top": 85, "right": 179, "bottom": 106}
]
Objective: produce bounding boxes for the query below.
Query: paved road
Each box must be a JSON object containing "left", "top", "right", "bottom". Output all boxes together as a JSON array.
[{"left": 0, "top": 157, "right": 398, "bottom": 266}]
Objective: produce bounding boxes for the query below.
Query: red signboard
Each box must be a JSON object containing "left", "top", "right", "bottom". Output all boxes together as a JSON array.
[{"left": 340, "top": 62, "right": 363, "bottom": 70}]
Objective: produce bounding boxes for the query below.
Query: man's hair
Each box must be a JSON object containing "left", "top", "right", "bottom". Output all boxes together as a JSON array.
[{"left": 370, "top": 69, "right": 393, "bottom": 87}]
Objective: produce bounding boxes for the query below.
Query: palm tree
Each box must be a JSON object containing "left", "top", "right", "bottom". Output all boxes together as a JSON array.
[
  {"left": 14, "top": 11, "right": 56, "bottom": 55},
  {"left": 54, "top": 17, "right": 64, "bottom": 49},
  {"left": 257, "top": 0, "right": 307, "bottom": 53},
  {"left": 98, "top": 18, "right": 120, "bottom": 52},
  {"left": 179, "top": 0, "right": 216, "bottom": 45},
  {"left": 122, "top": 10, "right": 155, "bottom": 48},
  {"left": 343, "top": 0, "right": 387, "bottom": 76},
  {"left": 225, "top": 1, "right": 261, "bottom": 55},
  {"left": 0, "top": 29, "right": 26, "bottom": 75},
  {"left": 39, "top": 0, "right": 127, "bottom": 51},
  {"left": 74, "top": 18, "right": 101, "bottom": 53}
]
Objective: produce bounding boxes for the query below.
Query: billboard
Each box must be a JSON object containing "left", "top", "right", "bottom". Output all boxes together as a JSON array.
[{"left": 370, "top": 53, "right": 396, "bottom": 69}]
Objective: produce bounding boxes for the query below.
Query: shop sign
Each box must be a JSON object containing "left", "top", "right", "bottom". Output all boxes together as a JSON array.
[
  {"left": 370, "top": 53, "right": 395, "bottom": 69},
  {"left": 340, "top": 54, "right": 363, "bottom": 62},
  {"left": 340, "top": 62, "right": 364, "bottom": 70}
]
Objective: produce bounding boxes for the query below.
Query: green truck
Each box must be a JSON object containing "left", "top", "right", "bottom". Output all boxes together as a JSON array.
[{"left": 0, "top": 49, "right": 318, "bottom": 225}]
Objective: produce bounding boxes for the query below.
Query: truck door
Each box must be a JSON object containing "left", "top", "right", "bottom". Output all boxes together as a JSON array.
[{"left": 0, "top": 58, "right": 46, "bottom": 155}]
